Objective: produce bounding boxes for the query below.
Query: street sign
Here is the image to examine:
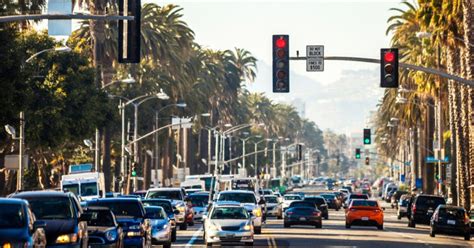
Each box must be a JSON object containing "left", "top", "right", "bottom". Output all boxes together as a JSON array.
[{"left": 306, "top": 45, "right": 324, "bottom": 72}]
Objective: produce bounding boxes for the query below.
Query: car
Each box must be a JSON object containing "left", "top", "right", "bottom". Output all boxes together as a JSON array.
[
  {"left": 86, "top": 198, "right": 152, "bottom": 248},
  {"left": 216, "top": 190, "right": 263, "bottom": 234},
  {"left": 342, "top": 186, "right": 353, "bottom": 193},
  {"left": 10, "top": 191, "right": 89, "bottom": 248},
  {"left": 144, "top": 206, "right": 172, "bottom": 248},
  {"left": 303, "top": 196, "right": 329, "bottom": 220},
  {"left": 187, "top": 192, "right": 210, "bottom": 222},
  {"left": 430, "top": 205, "right": 470, "bottom": 240},
  {"left": 82, "top": 206, "right": 124, "bottom": 248},
  {"left": 390, "top": 190, "right": 408, "bottom": 208},
  {"left": 0, "top": 198, "right": 47, "bottom": 248},
  {"left": 385, "top": 188, "right": 397, "bottom": 202},
  {"left": 145, "top": 188, "right": 188, "bottom": 230},
  {"left": 320, "top": 194, "right": 340, "bottom": 211},
  {"left": 258, "top": 189, "right": 274, "bottom": 196},
  {"left": 264, "top": 195, "right": 282, "bottom": 219},
  {"left": 203, "top": 202, "right": 254, "bottom": 246},
  {"left": 283, "top": 200, "right": 322, "bottom": 228},
  {"left": 141, "top": 199, "right": 178, "bottom": 242},
  {"left": 131, "top": 190, "right": 147, "bottom": 198},
  {"left": 397, "top": 194, "right": 410, "bottom": 219},
  {"left": 345, "top": 199, "right": 384, "bottom": 230},
  {"left": 282, "top": 194, "right": 303, "bottom": 211},
  {"left": 408, "top": 194, "right": 446, "bottom": 228},
  {"left": 344, "top": 193, "right": 369, "bottom": 208}
]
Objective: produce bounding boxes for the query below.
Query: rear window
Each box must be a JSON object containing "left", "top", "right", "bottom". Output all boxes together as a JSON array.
[
  {"left": 83, "top": 209, "right": 115, "bottom": 227},
  {"left": 147, "top": 190, "right": 182, "bottom": 200},
  {"left": 304, "top": 197, "right": 325, "bottom": 205},
  {"left": 188, "top": 195, "right": 209, "bottom": 207},
  {"left": 0, "top": 203, "right": 26, "bottom": 228},
  {"left": 265, "top": 196, "right": 278, "bottom": 203},
  {"left": 290, "top": 201, "right": 315, "bottom": 208},
  {"left": 350, "top": 194, "right": 368, "bottom": 200},
  {"left": 351, "top": 200, "right": 378, "bottom": 207},
  {"left": 416, "top": 196, "right": 445, "bottom": 208},
  {"left": 142, "top": 201, "right": 173, "bottom": 213},
  {"left": 438, "top": 208, "right": 465, "bottom": 220},
  {"left": 284, "top": 195, "right": 302, "bottom": 201},
  {"left": 88, "top": 201, "right": 144, "bottom": 218},
  {"left": 218, "top": 193, "right": 256, "bottom": 204}
]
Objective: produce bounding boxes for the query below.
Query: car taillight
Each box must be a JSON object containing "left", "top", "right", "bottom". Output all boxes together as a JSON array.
[
  {"left": 374, "top": 209, "right": 380, "bottom": 213},
  {"left": 312, "top": 212, "right": 321, "bottom": 217},
  {"left": 412, "top": 205, "right": 416, "bottom": 214},
  {"left": 465, "top": 214, "right": 470, "bottom": 225}
]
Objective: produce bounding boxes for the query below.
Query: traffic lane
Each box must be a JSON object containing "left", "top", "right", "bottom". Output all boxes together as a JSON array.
[{"left": 267, "top": 206, "right": 473, "bottom": 248}]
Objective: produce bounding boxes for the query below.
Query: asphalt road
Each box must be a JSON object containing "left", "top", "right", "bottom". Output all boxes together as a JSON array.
[{"left": 169, "top": 189, "right": 473, "bottom": 247}]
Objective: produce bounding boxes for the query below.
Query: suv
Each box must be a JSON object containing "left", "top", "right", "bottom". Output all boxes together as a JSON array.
[
  {"left": 146, "top": 188, "right": 187, "bottom": 230},
  {"left": 303, "top": 196, "right": 329, "bottom": 220},
  {"left": 216, "top": 190, "right": 263, "bottom": 234},
  {"left": 10, "top": 191, "right": 89, "bottom": 248},
  {"left": 86, "top": 198, "right": 151, "bottom": 248},
  {"left": 0, "top": 198, "right": 47, "bottom": 248},
  {"left": 344, "top": 193, "right": 368, "bottom": 208},
  {"left": 408, "top": 194, "right": 446, "bottom": 228}
]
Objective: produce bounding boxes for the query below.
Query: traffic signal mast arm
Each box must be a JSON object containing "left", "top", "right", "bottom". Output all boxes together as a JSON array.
[{"left": 289, "top": 55, "right": 474, "bottom": 87}]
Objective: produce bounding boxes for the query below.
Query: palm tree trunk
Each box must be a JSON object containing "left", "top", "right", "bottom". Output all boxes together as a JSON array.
[
  {"left": 102, "top": 126, "right": 111, "bottom": 192},
  {"left": 447, "top": 47, "right": 460, "bottom": 205}
]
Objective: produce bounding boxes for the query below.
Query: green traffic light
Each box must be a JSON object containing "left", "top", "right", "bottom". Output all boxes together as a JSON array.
[
  {"left": 356, "top": 154, "right": 361, "bottom": 159},
  {"left": 132, "top": 171, "right": 137, "bottom": 177},
  {"left": 364, "top": 138, "right": 370, "bottom": 144}
]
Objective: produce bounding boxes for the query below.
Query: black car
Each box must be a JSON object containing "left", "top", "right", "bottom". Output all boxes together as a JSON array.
[
  {"left": 82, "top": 207, "right": 124, "bottom": 248},
  {"left": 141, "top": 199, "right": 179, "bottom": 242},
  {"left": 0, "top": 198, "right": 47, "bottom": 248},
  {"left": 303, "top": 196, "right": 329, "bottom": 220},
  {"left": 284, "top": 201, "right": 322, "bottom": 228},
  {"left": 86, "top": 198, "right": 151, "bottom": 248},
  {"left": 430, "top": 205, "right": 470, "bottom": 240},
  {"left": 320, "top": 194, "right": 340, "bottom": 211},
  {"left": 408, "top": 194, "right": 446, "bottom": 228},
  {"left": 10, "top": 191, "right": 89, "bottom": 248}
]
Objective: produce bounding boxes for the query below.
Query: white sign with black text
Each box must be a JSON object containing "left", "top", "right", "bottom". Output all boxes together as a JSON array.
[{"left": 306, "top": 45, "right": 324, "bottom": 71}]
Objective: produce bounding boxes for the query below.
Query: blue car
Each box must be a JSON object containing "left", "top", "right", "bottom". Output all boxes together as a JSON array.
[
  {"left": 144, "top": 206, "right": 172, "bottom": 248},
  {"left": 86, "top": 198, "right": 151, "bottom": 248},
  {"left": 0, "top": 198, "right": 47, "bottom": 248},
  {"left": 140, "top": 199, "right": 179, "bottom": 242},
  {"left": 10, "top": 191, "right": 89, "bottom": 248},
  {"left": 82, "top": 207, "right": 124, "bottom": 248}
]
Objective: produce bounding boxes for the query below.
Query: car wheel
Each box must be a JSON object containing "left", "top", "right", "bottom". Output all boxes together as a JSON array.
[
  {"left": 324, "top": 215, "right": 329, "bottom": 220},
  {"left": 245, "top": 242, "right": 254, "bottom": 246},
  {"left": 163, "top": 241, "right": 172, "bottom": 248},
  {"left": 465, "top": 233, "right": 470, "bottom": 241},
  {"left": 408, "top": 219, "right": 416, "bottom": 228},
  {"left": 430, "top": 228, "right": 435, "bottom": 237},
  {"left": 345, "top": 222, "right": 351, "bottom": 229},
  {"left": 284, "top": 222, "right": 290, "bottom": 228},
  {"left": 189, "top": 221, "right": 195, "bottom": 227},
  {"left": 172, "top": 228, "right": 177, "bottom": 242},
  {"left": 336, "top": 208, "right": 340, "bottom": 211},
  {"left": 316, "top": 223, "right": 322, "bottom": 229},
  {"left": 254, "top": 226, "right": 262, "bottom": 234},
  {"left": 277, "top": 214, "right": 283, "bottom": 219},
  {"left": 180, "top": 222, "right": 187, "bottom": 230},
  {"left": 397, "top": 215, "right": 401, "bottom": 220},
  {"left": 377, "top": 224, "right": 383, "bottom": 230},
  {"left": 206, "top": 241, "right": 212, "bottom": 247}
]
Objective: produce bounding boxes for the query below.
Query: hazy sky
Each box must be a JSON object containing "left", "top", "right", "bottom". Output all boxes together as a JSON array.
[{"left": 148, "top": 0, "right": 400, "bottom": 134}]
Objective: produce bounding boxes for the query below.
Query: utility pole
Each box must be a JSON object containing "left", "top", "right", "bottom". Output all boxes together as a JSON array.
[
  {"left": 207, "top": 129, "right": 212, "bottom": 174},
  {"left": 18, "top": 111, "right": 24, "bottom": 191},
  {"left": 120, "top": 100, "right": 126, "bottom": 193}
]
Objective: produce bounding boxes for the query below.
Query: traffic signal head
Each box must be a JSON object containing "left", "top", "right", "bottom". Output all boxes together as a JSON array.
[
  {"left": 273, "top": 35, "right": 290, "bottom": 93},
  {"left": 365, "top": 157, "right": 370, "bottom": 165},
  {"left": 363, "top": 128, "right": 371, "bottom": 145},
  {"left": 297, "top": 144, "right": 303, "bottom": 161},
  {"left": 380, "top": 48, "right": 399, "bottom": 88},
  {"left": 118, "top": 0, "right": 141, "bottom": 63},
  {"left": 355, "top": 148, "right": 361, "bottom": 159}
]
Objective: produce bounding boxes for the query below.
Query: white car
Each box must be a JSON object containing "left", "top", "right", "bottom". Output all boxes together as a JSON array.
[
  {"left": 217, "top": 190, "right": 263, "bottom": 234},
  {"left": 203, "top": 202, "right": 254, "bottom": 246},
  {"left": 146, "top": 187, "right": 188, "bottom": 230},
  {"left": 264, "top": 195, "right": 282, "bottom": 219},
  {"left": 282, "top": 194, "right": 303, "bottom": 211}
]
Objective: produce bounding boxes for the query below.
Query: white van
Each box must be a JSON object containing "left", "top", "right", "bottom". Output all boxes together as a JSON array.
[{"left": 181, "top": 180, "right": 205, "bottom": 193}]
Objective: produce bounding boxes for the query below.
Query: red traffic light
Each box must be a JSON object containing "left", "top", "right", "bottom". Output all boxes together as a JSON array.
[
  {"left": 384, "top": 51, "right": 395, "bottom": 63},
  {"left": 276, "top": 37, "right": 287, "bottom": 48}
]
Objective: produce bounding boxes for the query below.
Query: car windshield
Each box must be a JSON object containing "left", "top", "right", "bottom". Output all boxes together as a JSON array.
[
  {"left": 147, "top": 191, "right": 182, "bottom": 200},
  {"left": 352, "top": 200, "right": 378, "bottom": 207},
  {"left": 265, "top": 196, "right": 278, "bottom": 203},
  {"left": 188, "top": 195, "right": 209, "bottom": 207},
  {"left": 83, "top": 209, "right": 115, "bottom": 227},
  {"left": 142, "top": 201, "right": 173, "bottom": 213},
  {"left": 218, "top": 193, "right": 256, "bottom": 204},
  {"left": 63, "top": 184, "right": 79, "bottom": 196},
  {"left": 145, "top": 207, "right": 167, "bottom": 219},
  {"left": 81, "top": 182, "right": 98, "bottom": 196},
  {"left": 417, "top": 196, "right": 445, "bottom": 208},
  {"left": 284, "top": 195, "right": 302, "bottom": 200},
  {"left": 88, "top": 201, "right": 143, "bottom": 218},
  {"left": 321, "top": 194, "right": 335, "bottom": 199},
  {"left": 211, "top": 207, "right": 249, "bottom": 219},
  {"left": 438, "top": 208, "right": 465, "bottom": 220},
  {"left": 0, "top": 203, "right": 26, "bottom": 228},
  {"left": 27, "top": 197, "right": 74, "bottom": 220}
]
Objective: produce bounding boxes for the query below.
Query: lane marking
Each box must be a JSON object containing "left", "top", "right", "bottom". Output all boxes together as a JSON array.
[
  {"left": 271, "top": 236, "right": 277, "bottom": 247},
  {"left": 185, "top": 226, "right": 203, "bottom": 248},
  {"left": 267, "top": 236, "right": 273, "bottom": 247}
]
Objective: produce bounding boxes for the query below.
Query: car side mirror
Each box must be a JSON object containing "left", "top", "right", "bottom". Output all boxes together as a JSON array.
[
  {"left": 174, "top": 210, "right": 180, "bottom": 215},
  {"left": 202, "top": 215, "right": 207, "bottom": 220},
  {"left": 382, "top": 207, "right": 386, "bottom": 211},
  {"left": 33, "top": 220, "right": 46, "bottom": 230}
]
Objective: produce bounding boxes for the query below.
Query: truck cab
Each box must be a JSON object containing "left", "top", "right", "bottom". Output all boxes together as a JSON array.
[{"left": 61, "top": 164, "right": 105, "bottom": 201}]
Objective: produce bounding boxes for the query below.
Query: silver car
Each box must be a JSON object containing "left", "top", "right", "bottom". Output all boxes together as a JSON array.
[
  {"left": 203, "top": 202, "right": 254, "bottom": 246},
  {"left": 144, "top": 206, "right": 172, "bottom": 248},
  {"left": 217, "top": 190, "right": 263, "bottom": 234},
  {"left": 264, "top": 195, "right": 282, "bottom": 219}
]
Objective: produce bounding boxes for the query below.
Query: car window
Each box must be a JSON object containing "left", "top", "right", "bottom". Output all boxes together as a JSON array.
[
  {"left": 290, "top": 201, "right": 315, "bottom": 208},
  {"left": 147, "top": 191, "right": 183, "bottom": 200},
  {"left": 264, "top": 196, "right": 278, "bottom": 203},
  {"left": 63, "top": 184, "right": 79, "bottom": 196},
  {"left": 416, "top": 196, "right": 446, "bottom": 208},
  {"left": 145, "top": 207, "right": 167, "bottom": 219},
  {"left": 27, "top": 197, "right": 75, "bottom": 220},
  {"left": 81, "top": 182, "right": 98, "bottom": 196},
  {"left": 0, "top": 203, "right": 26, "bottom": 228},
  {"left": 350, "top": 195, "right": 368, "bottom": 200},
  {"left": 321, "top": 194, "right": 335, "bottom": 199},
  {"left": 188, "top": 195, "right": 209, "bottom": 207},
  {"left": 305, "top": 198, "right": 325, "bottom": 205},
  {"left": 351, "top": 200, "right": 378, "bottom": 207},
  {"left": 210, "top": 207, "right": 249, "bottom": 219},
  {"left": 284, "top": 195, "right": 302, "bottom": 200},
  {"left": 438, "top": 208, "right": 464, "bottom": 220},
  {"left": 218, "top": 193, "right": 256, "bottom": 204},
  {"left": 88, "top": 201, "right": 144, "bottom": 218},
  {"left": 84, "top": 210, "right": 115, "bottom": 227},
  {"left": 142, "top": 201, "right": 173, "bottom": 213}
]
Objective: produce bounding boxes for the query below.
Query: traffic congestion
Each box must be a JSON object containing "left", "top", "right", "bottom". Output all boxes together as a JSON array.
[{"left": 1, "top": 173, "right": 473, "bottom": 247}]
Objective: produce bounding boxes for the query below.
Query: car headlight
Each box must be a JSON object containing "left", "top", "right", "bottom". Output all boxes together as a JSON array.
[
  {"left": 252, "top": 208, "right": 262, "bottom": 217},
  {"left": 105, "top": 230, "right": 118, "bottom": 241},
  {"left": 3, "top": 243, "right": 11, "bottom": 248},
  {"left": 242, "top": 224, "right": 252, "bottom": 231},
  {"left": 208, "top": 224, "right": 221, "bottom": 231},
  {"left": 177, "top": 206, "right": 186, "bottom": 213},
  {"left": 127, "top": 231, "right": 143, "bottom": 237},
  {"left": 56, "top": 233, "right": 78, "bottom": 244}
]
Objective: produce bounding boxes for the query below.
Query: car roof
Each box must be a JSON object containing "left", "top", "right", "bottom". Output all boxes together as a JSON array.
[
  {"left": 147, "top": 187, "right": 182, "bottom": 192},
  {"left": 0, "top": 198, "right": 28, "bottom": 205},
  {"left": 304, "top": 195, "right": 324, "bottom": 199},
  {"left": 214, "top": 201, "right": 242, "bottom": 206},
  {"left": 11, "top": 190, "right": 71, "bottom": 198},
  {"left": 438, "top": 204, "right": 464, "bottom": 210},
  {"left": 189, "top": 192, "right": 210, "bottom": 196},
  {"left": 141, "top": 199, "right": 172, "bottom": 203},
  {"left": 219, "top": 190, "right": 255, "bottom": 194},
  {"left": 88, "top": 197, "right": 141, "bottom": 203},
  {"left": 284, "top": 194, "right": 302, "bottom": 197},
  {"left": 144, "top": 205, "right": 165, "bottom": 210},
  {"left": 416, "top": 194, "right": 444, "bottom": 198},
  {"left": 84, "top": 206, "right": 111, "bottom": 211}
]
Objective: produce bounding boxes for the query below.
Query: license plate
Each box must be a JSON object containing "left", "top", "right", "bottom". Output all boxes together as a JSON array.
[
  {"left": 299, "top": 217, "right": 306, "bottom": 221},
  {"left": 361, "top": 217, "right": 369, "bottom": 221},
  {"left": 447, "top": 220, "right": 456, "bottom": 225},
  {"left": 226, "top": 234, "right": 235, "bottom": 238}
]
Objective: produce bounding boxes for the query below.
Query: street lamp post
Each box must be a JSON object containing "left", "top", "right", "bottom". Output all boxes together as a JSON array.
[
  {"left": 253, "top": 139, "right": 266, "bottom": 177},
  {"left": 4, "top": 112, "right": 25, "bottom": 191}
]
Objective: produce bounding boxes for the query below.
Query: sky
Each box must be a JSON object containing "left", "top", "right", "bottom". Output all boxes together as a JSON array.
[{"left": 42, "top": 0, "right": 402, "bottom": 134}]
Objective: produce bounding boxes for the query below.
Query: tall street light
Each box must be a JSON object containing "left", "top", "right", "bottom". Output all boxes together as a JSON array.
[
  {"left": 252, "top": 137, "right": 266, "bottom": 177},
  {"left": 25, "top": 46, "right": 72, "bottom": 63}
]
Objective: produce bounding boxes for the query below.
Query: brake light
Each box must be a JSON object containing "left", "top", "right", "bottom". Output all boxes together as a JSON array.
[
  {"left": 412, "top": 205, "right": 416, "bottom": 214},
  {"left": 374, "top": 209, "right": 380, "bottom": 213},
  {"left": 312, "top": 212, "right": 321, "bottom": 217},
  {"left": 465, "top": 213, "right": 470, "bottom": 225}
]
